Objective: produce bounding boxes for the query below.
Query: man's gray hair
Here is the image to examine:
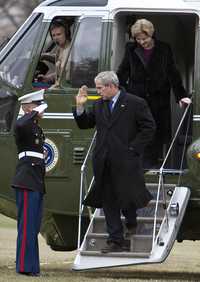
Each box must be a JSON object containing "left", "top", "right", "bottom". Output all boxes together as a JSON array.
[{"left": 94, "top": 71, "right": 119, "bottom": 87}]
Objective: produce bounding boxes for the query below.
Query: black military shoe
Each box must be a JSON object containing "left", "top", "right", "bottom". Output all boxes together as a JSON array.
[
  {"left": 101, "top": 241, "right": 124, "bottom": 253},
  {"left": 122, "top": 239, "right": 130, "bottom": 251},
  {"left": 18, "top": 272, "right": 40, "bottom": 277},
  {"left": 28, "top": 273, "right": 40, "bottom": 277}
]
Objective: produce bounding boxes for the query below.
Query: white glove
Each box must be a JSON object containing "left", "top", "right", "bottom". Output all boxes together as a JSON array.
[{"left": 34, "top": 103, "right": 48, "bottom": 114}]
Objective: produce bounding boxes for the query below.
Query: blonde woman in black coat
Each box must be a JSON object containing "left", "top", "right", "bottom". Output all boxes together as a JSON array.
[{"left": 117, "top": 18, "right": 191, "bottom": 168}]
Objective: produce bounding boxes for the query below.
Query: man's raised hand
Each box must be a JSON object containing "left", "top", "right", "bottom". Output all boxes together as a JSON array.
[{"left": 76, "top": 85, "right": 88, "bottom": 106}]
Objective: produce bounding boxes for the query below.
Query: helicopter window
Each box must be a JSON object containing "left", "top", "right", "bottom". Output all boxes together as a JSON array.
[
  {"left": 34, "top": 17, "right": 102, "bottom": 89},
  {"left": 0, "top": 14, "right": 43, "bottom": 89},
  {"left": 68, "top": 17, "right": 102, "bottom": 88},
  {"left": 48, "top": 0, "right": 108, "bottom": 6},
  {"left": 0, "top": 89, "right": 17, "bottom": 132},
  {"left": 33, "top": 16, "right": 76, "bottom": 89}
]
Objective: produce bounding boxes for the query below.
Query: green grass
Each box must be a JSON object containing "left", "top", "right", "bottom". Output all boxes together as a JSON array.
[{"left": 0, "top": 264, "right": 199, "bottom": 282}]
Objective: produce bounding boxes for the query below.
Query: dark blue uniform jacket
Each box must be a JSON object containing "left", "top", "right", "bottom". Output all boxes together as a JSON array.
[{"left": 12, "top": 111, "right": 46, "bottom": 193}]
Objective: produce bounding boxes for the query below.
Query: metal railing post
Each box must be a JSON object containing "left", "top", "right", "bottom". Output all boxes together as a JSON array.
[
  {"left": 77, "top": 131, "right": 97, "bottom": 250},
  {"left": 77, "top": 164, "right": 85, "bottom": 249},
  {"left": 151, "top": 103, "right": 191, "bottom": 252}
]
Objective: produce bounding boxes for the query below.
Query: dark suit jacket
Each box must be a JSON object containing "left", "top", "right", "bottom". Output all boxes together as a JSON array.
[{"left": 73, "top": 90, "right": 156, "bottom": 209}]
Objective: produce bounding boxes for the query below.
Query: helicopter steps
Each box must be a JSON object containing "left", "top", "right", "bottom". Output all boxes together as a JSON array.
[{"left": 73, "top": 184, "right": 190, "bottom": 270}]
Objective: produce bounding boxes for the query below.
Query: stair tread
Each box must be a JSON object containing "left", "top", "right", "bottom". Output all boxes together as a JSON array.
[
  {"left": 95, "top": 215, "right": 163, "bottom": 222},
  {"left": 147, "top": 182, "right": 176, "bottom": 184},
  {"left": 80, "top": 250, "right": 150, "bottom": 258},
  {"left": 87, "top": 233, "right": 153, "bottom": 239},
  {"left": 146, "top": 183, "right": 176, "bottom": 187},
  {"left": 145, "top": 169, "right": 184, "bottom": 175},
  {"left": 150, "top": 199, "right": 169, "bottom": 203}
]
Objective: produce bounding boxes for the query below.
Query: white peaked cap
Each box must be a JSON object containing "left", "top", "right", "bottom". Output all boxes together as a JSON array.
[{"left": 18, "top": 89, "right": 45, "bottom": 104}]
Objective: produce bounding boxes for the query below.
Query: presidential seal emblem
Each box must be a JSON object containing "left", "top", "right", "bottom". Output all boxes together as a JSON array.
[{"left": 43, "top": 138, "right": 59, "bottom": 172}]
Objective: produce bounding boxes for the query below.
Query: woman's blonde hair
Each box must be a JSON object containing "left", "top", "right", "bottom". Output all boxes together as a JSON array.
[{"left": 131, "top": 19, "right": 155, "bottom": 38}]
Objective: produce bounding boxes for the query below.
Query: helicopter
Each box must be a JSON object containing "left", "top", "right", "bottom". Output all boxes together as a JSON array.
[{"left": 0, "top": 0, "right": 200, "bottom": 270}]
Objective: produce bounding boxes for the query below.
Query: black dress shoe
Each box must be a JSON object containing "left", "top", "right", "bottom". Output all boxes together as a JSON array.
[
  {"left": 125, "top": 225, "right": 137, "bottom": 239},
  {"left": 101, "top": 241, "right": 124, "bottom": 253}
]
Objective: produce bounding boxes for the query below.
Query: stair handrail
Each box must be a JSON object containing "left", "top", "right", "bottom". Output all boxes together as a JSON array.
[
  {"left": 151, "top": 102, "right": 192, "bottom": 251},
  {"left": 76, "top": 103, "right": 192, "bottom": 252},
  {"left": 77, "top": 131, "right": 97, "bottom": 249}
]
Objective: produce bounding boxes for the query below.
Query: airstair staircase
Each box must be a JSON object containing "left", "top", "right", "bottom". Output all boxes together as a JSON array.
[{"left": 73, "top": 104, "right": 191, "bottom": 271}]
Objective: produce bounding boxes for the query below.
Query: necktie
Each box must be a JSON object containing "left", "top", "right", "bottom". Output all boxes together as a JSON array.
[{"left": 109, "top": 100, "right": 114, "bottom": 112}]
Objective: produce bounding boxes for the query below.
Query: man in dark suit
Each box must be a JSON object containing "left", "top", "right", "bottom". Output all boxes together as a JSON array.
[
  {"left": 12, "top": 89, "right": 47, "bottom": 276},
  {"left": 73, "top": 71, "right": 156, "bottom": 253}
]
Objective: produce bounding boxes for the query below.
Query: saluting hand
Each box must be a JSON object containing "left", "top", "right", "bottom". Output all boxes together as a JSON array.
[{"left": 76, "top": 85, "right": 88, "bottom": 106}]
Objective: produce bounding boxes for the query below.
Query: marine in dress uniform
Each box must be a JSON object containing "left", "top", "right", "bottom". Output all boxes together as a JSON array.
[{"left": 12, "top": 89, "right": 47, "bottom": 276}]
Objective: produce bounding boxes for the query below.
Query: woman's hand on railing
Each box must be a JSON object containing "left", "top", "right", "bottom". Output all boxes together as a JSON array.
[{"left": 179, "top": 97, "right": 192, "bottom": 108}]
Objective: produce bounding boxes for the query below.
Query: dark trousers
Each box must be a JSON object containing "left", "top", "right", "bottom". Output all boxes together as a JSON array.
[
  {"left": 15, "top": 189, "right": 43, "bottom": 274},
  {"left": 103, "top": 203, "right": 137, "bottom": 244},
  {"left": 102, "top": 160, "right": 137, "bottom": 244}
]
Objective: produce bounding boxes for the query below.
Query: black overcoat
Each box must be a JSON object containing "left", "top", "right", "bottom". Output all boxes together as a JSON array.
[
  {"left": 73, "top": 91, "right": 156, "bottom": 209},
  {"left": 12, "top": 111, "right": 46, "bottom": 193},
  {"left": 117, "top": 40, "right": 188, "bottom": 142}
]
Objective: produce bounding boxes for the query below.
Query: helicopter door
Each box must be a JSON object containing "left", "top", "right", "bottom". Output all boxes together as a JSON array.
[
  {"left": 30, "top": 15, "right": 106, "bottom": 214},
  {"left": 29, "top": 15, "right": 107, "bottom": 249}
]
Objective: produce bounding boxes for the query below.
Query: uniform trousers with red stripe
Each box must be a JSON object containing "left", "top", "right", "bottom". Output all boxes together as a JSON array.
[{"left": 15, "top": 188, "right": 43, "bottom": 274}]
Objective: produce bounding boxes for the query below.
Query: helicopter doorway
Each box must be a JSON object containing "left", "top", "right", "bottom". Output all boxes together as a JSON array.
[{"left": 111, "top": 12, "right": 196, "bottom": 170}]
